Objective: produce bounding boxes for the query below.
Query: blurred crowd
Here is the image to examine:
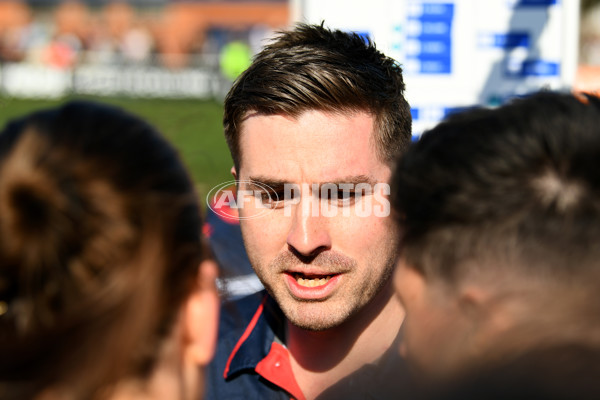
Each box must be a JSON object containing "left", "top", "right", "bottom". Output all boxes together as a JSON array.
[
  {"left": 3, "top": 0, "right": 600, "bottom": 73},
  {"left": 0, "top": 0, "right": 286, "bottom": 70}
]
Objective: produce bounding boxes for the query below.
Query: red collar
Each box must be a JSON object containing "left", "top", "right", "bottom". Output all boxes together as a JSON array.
[{"left": 224, "top": 295, "right": 306, "bottom": 400}]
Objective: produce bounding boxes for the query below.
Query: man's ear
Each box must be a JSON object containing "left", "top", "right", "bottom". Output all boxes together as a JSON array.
[
  {"left": 183, "top": 259, "right": 220, "bottom": 366},
  {"left": 230, "top": 166, "right": 237, "bottom": 179}
]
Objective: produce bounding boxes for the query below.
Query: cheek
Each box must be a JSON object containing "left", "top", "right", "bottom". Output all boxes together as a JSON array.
[
  {"left": 336, "top": 213, "right": 398, "bottom": 254},
  {"left": 239, "top": 219, "right": 266, "bottom": 257},
  {"left": 239, "top": 214, "right": 289, "bottom": 258}
]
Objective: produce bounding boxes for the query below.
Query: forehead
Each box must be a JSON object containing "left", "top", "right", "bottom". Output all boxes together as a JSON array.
[{"left": 238, "top": 110, "right": 388, "bottom": 182}]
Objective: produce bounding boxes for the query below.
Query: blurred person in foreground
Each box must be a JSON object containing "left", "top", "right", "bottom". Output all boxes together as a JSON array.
[
  {"left": 0, "top": 101, "right": 219, "bottom": 400},
  {"left": 391, "top": 91, "right": 600, "bottom": 398},
  {"left": 206, "top": 23, "right": 413, "bottom": 399}
]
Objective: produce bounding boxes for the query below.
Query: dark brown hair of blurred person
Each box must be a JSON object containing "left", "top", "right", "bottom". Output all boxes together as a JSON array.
[
  {"left": 0, "top": 101, "right": 218, "bottom": 400},
  {"left": 391, "top": 91, "right": 600, "bottom": 382},
  {"left": 223, "top": 22, "right": 412, "bottom": 172}
]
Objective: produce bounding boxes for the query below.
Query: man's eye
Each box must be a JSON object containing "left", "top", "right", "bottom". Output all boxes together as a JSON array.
[
  {"left": 258, "top": 190, "right": 286, "bottom": 208},
  {"left": 337, "top": 190, "right": 357, "bottom": 206},
  {"left": 338, "top": 190, "right": 355, "bottom": 200},
  {"left": 322, "top": 190, "right": 357, "bottom": 205}
]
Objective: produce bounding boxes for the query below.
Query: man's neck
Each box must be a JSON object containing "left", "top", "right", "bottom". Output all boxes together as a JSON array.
[{"left": 286, "top": 282, "right": 404, "bottom": 400}]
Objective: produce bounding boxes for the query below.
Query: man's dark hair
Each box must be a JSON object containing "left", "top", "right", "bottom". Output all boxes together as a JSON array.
[
  {"left": 392, "top": 92, "right": 600, "bottom": 287},
  {"left": 224, "top": 22, "right": 412, "bottom": 171}
]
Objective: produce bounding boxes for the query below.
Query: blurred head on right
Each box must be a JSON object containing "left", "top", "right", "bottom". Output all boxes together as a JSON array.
[{"left": 391, "top": 92, "right": 600, "bottom": 381}]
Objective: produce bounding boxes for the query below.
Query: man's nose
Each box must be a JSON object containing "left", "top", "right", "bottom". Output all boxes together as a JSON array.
[{"left": 286, "top": 196, "right": 332, "bottom": 258}]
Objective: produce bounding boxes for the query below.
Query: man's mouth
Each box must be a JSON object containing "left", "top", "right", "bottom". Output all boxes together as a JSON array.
[
  {"left": 293, "top": 273, "right": 333, "bottom": 287},
  {"left": 284, "top": 271, "right": 343, "bottom": 299}
]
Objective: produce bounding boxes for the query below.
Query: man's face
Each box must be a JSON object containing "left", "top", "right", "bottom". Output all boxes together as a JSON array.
[
  {"left": 235, "top": 110, "right": 399, "bottom": 331},
  {"left": 394, "top": 257, "right": 473, "bottom": 379}
]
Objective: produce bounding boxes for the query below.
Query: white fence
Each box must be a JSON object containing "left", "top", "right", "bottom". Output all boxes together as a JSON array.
[{"left": 0, "top": 63, "right": 231, "bottom": 99}]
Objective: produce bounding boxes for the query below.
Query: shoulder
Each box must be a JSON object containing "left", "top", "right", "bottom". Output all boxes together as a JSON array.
[{"left": 206, "top": 290, "right": 287, "bottom": 399}]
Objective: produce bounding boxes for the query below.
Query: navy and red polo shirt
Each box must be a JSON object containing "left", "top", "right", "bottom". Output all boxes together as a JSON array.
[
  {"left": 205, "top": 291, "right": 304, "bottom": 399},
  {"left": 205, "top": 290, "right": 416, "bottom": 400}
]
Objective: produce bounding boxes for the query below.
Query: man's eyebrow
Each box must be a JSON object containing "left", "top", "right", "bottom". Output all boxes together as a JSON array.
[
  {"left": 244, "top": 175, "right": 378, "bottom": 188},
  {"left": 323, "top": 175, "right": 378, "bottom": 186},
  {"left": 243, "top": 177, "right": 288, "bottom": 189}
]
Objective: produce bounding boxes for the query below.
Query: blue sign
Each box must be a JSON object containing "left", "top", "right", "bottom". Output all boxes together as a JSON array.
[
  {"left": 408, "top": 57, "right": 452, "bottom": 74},
  {"left": 521, "top": 60, "right": 559, "bottom": 76},
  {"left": 478, "top": 32, "right": 530, "bottom": 49},
  {"left": 405, "top": 1, "right": 454, "bottom": 76},
  {"left": 411, "top": 108, "right": 420, "bottom": 120},
  {"left": 408, "top": 3, "right": 454, "bottom": 20},
  {"left": 406, "top": 38, "right": 451, "bottom": 57},
  {"left": 407, "top": 19, "right": 452, "bottom": 37},
  {"left": 504, "top": 60, "right": 560, "bottom": 77},
  {"left": 513, "top": 0, "right": 557, "bottom": 7}
]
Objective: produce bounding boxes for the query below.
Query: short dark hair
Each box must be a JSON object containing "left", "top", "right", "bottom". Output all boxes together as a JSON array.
[
  {"left": 392, "top": 92, "right": 600, "bottom": 287},
  {"left": 0, "top": 101, "right": 203, "bottom": 399},
  {"left": 224, "top": 22, "right": 412, "bottom": 171}
]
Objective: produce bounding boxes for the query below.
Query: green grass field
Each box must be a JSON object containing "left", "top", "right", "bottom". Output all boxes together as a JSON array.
[{"left": 0, "top": 95, "right": 234, "bottom": 204}]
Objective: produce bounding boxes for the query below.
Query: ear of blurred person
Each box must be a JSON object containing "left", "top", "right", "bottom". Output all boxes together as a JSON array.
[
  {"left": 0, "top": 101, "right": 219, "bottom": 400},
  {"left": 183, "top": 259, "right": 219, "bottom": 368},
  {"left": 111, "top": 259, "right": 219, "bottom": 400}
]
